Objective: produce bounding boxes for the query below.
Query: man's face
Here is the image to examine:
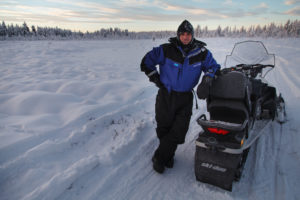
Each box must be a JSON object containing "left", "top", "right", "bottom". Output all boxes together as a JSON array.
[{"left": 179, "top": 32, "right": 192, "bottom": 45}]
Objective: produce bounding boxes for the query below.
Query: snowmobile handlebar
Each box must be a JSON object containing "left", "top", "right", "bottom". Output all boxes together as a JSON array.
[{"left": 221, "top": 64, "right": 274, "bottom": 78}]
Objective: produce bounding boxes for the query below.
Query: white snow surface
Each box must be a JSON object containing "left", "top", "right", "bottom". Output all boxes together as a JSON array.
[{"left": 0, "top": 38, "right": 300, "bottom": 200}]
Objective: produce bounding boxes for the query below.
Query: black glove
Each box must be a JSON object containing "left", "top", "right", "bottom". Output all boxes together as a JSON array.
[
  {"left": 197, "top": 75, "right": 213, "bottom": 99},
  {"left": 149, "top": 73, "right": 164, "bottom": 89},
  {"left": 215, "top": 69, "right": 221, "bottom": 76}
]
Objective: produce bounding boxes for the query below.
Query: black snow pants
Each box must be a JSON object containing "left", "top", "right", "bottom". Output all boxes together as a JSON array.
[{"left": 154, "top": 88, "right": 193, "bottom": 164}]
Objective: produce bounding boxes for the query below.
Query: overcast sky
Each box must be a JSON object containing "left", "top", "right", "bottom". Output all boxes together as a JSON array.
[{"left": 0, "top": 0, "right": 299, "bottom": 32}]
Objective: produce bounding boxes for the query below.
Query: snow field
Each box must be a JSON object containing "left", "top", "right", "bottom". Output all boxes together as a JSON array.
[{"left": 0, "top": 38, "right": 300, "bottom": 200}]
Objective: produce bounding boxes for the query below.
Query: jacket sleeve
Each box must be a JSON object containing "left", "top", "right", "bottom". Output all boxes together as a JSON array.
[
  {"left": 202, "top": 49, "right": 220, "bottom": 78},
  {"left": 140, "top": 45, "right": 165, "bottom": 77}
]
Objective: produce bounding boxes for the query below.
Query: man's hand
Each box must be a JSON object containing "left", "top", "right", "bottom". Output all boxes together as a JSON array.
[
  {"left": 197, "top": 75, "right": 213, "bottom": 99},
  {"left": 149, "top": 73, "right": 164, "bottom": 89}
]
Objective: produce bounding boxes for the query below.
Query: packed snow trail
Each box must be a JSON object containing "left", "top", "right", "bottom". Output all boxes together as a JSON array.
[{"left": 0, "top": 38, "right": 300, "bottom": 200}]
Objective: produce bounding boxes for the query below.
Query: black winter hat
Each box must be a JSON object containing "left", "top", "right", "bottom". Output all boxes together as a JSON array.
[{"left": 177, "top": 20, "right": 194, "bottom": 38}]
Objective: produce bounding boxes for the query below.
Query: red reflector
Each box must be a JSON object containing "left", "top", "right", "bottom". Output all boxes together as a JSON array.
[{"left": 207, "top": 127, "right": 229, "bottom": 135}]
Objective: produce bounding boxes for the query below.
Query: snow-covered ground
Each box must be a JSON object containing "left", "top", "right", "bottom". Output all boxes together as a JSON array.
[{"left": 0, "top": 38, "right": 299, "bottom": 200}]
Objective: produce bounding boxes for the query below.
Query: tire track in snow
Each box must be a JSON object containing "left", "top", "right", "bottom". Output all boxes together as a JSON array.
[
  {"left": 52, "top": 97, "right": 155, "bottom": 200},
  {"left": 233, "top": 122, "right": 275, "bottom": 199},
  {"left": 234, "top": 121, "right": 298, "bottom": 200},
  {"left": 56, "top": 99, "right": 228, "bottom": 200},
  {"left": 273, "top": 122, "right": 300, "bottom": 200},
  {"left": 56, "top": 115, "right": 157, "bottom": 200},
  {"left": 100, "top": 107, "right": 233, "bottom": 200},
  {"left": 85, "top": 136, "right": 157, "bottom": 200},
  {"left": 272, "top": 124, "right": 289, "bottom": 200}
]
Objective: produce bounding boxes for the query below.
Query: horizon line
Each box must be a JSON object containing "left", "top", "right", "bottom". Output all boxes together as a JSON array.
[{"left": 1, "top": 19, "right": 298, "bottom": 33}]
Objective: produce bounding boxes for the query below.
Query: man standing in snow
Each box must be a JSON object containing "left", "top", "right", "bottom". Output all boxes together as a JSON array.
[{"left": 140, "top": 20, "right": 220, "bottom": 173}]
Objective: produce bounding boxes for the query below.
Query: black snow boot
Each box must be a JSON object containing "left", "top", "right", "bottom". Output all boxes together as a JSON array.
[
  {"left": 165, "top": 157, "right": 174, "bottom": 168},
  {"left": 152, "top": 156, "right": 165, "bottom": 174}
]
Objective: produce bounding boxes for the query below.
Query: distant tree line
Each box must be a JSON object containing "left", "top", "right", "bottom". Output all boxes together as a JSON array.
[
  {"left": 0, "top": 20, "right": 299, "bottom": 40},
  {"left": 193, "top": 20, "right": 300, "bottom": 38}
]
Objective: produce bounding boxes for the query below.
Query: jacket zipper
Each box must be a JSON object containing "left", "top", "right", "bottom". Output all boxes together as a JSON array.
[{"left": 177, "top": 68, "right": 182, "bottom": 80}]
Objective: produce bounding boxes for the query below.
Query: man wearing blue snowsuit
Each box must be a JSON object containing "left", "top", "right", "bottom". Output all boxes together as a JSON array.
[{"left": 141, "top": 20, "right": 220, "bottom": 173}]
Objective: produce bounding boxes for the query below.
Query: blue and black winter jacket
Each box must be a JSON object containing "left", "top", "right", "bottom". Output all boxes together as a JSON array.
[{"left": 141, "top": 37, "right": 220, "bottom": 93}]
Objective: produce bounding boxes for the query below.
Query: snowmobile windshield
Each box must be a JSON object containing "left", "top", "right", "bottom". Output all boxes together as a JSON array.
[{"left": 225, "top": 41, "right": 275, "bottom": 67}]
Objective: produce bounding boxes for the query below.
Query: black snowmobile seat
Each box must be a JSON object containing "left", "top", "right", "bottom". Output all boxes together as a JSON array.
[
  {"left": 208, "top": 71, "right": 249, "bottom": 124},
  {"left": 210, "top": 71, "right": 248, "bottom": 100},
  {"left": 208, "top": 99, "right": 248, "bottom": 124}
]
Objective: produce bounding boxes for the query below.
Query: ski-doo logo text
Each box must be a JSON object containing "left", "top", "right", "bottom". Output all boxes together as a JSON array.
[{"left": 201, "top": 162, "right": 227, "bottom": 172}]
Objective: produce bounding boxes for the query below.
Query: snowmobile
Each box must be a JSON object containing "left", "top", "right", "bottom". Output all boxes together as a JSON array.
[{"left": 194, "top": 41, "right": 286, "bottom": 191}]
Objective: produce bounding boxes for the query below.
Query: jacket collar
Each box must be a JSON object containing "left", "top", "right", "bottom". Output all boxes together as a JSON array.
[
  {"left": 168, "top": 37, "right": 206, "bottom": 57},
  {"left": 168, "top": 37, "right": 206, "bottom": 49}
]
